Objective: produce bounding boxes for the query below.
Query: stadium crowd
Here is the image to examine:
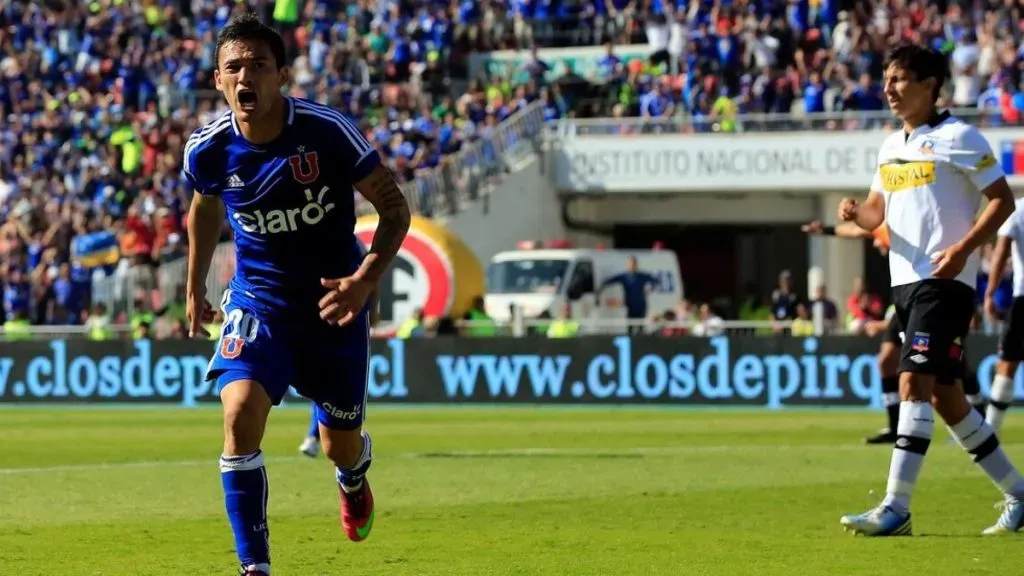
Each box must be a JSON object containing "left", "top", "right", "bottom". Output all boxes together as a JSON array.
[
  {"left": 556, "top": 0, "right": 1024, "bottom": 131},
  {"left": 3, "top": 0, "right": 1024, "bottom": 334},
  {"left": 0, "top": 0, "right": 553, "bottom": 331}
]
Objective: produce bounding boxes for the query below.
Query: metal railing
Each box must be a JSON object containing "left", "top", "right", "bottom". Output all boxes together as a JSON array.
[
  {"left": 419, "top": 318, "right": 824, "bottom": 337},
  {"left": 90, "top": 243, "right": 235, "bottom": 320},
  {"left": 405, "top": 318, "right": 803, "bottom": 338},
  {"left": 0, "top": 324, "right": 135, "bottom": 342},
  {"left": 360, "top": 99, "right": 546, "bottom": 218},
  {"left": 551, "top": 107, "right": 1015, "bottom": 136},
  {"left": 0, "top": 318, "right": 902, "bottom": 341}
]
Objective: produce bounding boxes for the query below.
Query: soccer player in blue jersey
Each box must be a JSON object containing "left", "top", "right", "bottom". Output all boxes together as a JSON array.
[
  {"left": 298, "top": 403, "right": 322, "bottom": 458},
  {"left": 183, "top": 13, "right": 410, "bottom": 576}
]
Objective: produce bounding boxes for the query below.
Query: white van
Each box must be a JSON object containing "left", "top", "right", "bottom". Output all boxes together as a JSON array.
[{"left": 484, "top": 245, "right": 683, "bottom": 332}]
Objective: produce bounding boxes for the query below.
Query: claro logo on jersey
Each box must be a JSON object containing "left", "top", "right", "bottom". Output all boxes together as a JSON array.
[
  {"left": 320, "top": 402, "right": 362, "bottom": 420},
  {"left": 233, "top": 186, "right": 335, "bottom": 234}
]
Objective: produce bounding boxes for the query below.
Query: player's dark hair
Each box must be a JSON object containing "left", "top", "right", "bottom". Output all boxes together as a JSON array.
[
  {"left": 215, "top": 11, "right": 287, "bottom": 69},
  {"left": 883, "top": 42, "right": 949, "bottom": 102}
]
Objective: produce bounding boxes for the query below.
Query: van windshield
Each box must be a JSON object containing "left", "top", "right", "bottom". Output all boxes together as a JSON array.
[{"left": 487, "top": 259, "right": 570, "bottom": 294}]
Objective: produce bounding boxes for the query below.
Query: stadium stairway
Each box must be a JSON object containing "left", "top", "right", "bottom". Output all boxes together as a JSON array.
[{"left": 410, "top": 100, "right": 572, "bottom": 264}]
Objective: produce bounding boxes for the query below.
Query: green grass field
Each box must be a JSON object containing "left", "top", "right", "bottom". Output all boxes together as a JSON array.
[{"left": 2, "top": 406, "right": 1023, "bottom": 575}]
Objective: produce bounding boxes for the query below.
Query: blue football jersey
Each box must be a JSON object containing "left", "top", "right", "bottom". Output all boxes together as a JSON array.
[{"left": 183, "top": 97, "right": 381, "bottom": 317}]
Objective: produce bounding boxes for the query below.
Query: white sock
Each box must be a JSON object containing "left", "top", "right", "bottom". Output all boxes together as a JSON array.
[
  {"left": 882, "top": 401, "right": 934, "bottom": 515},
  {"left": 949, "top": 408, "right": 1024, "bottom": 500},
  {"left": 987, "top": 374, "right": 1014, "bottom": 434},
  {"left": 336, "top": 430, "right": 373, "bottom": 493}
]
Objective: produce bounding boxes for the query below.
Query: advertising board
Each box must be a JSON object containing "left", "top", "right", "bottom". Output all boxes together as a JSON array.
[{"left": 1, "top": 336, "right": 1020, "bottom": 407}]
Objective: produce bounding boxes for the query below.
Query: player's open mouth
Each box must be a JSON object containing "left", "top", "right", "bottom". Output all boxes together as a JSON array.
[{"left": 238, "top": 89, "right": 258, "bottom": 111}]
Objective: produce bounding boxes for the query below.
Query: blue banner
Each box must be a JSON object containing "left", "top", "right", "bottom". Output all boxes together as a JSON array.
[{"left": 70, "top": 231, "right": 120, "bottom": 269}]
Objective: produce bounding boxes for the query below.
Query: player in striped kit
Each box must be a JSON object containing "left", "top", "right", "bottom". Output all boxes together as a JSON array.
[
  {"left": 982, "top": 195, "right": 1024, "bottom": 433},
  {"left": 837, "top": 42, "right": 1024, "bottom": 537}
]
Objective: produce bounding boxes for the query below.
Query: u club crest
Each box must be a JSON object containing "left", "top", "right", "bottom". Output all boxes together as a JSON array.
[{"left": 288, "top": 146, "right": 320, "bottom": 184}]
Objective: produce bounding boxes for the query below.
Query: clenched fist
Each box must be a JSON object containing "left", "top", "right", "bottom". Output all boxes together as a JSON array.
[{"left": 838, "top": 198, "right": 859, "bottom": 222}]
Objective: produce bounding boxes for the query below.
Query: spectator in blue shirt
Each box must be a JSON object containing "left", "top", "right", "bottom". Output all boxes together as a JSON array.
[
  {"left": 977, "top": 76, "right": 1007, "bottom": 123},
  {"left": 850, "top": 73, "right": 885, "bottom": 111},
  {"left": 801, "top": 70, "right": 827, "bottom": 114},
  {"left": 520, "top": 46, "right": 551, "bottom": 84},
  {"left": 2, "top": 265, "right": 30, "bottom": 322},
  {"left": 640, "top": 81, "right": 675, "bottom": 120},
  {"left": 595, "top": 42, "right": 624, "bottom": 83},
  {"left": 841, "top": 71, "right": 886, "bottom": 128},
  {"left": 540, "top": 88, "right": 564, "bottom": 121},
  {"left": 599, "top": 257, "right": 658, "bottom": 334}
]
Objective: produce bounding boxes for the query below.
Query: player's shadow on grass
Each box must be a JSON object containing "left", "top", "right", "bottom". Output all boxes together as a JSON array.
[
  {"left": 906, "top": 533, "right": 991, "bottom": 539},
  {"left": 413, "top": 452, "right": 644, "bottom": 460}
]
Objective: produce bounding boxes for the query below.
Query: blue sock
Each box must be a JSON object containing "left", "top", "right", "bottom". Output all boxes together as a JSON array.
[
  {"left": 221, "top": 451, "right": 271, "bottom": 573},
  {"left": 335, "top": 431, "right": 373, "bottom": 492},
  {"left": 307, "top": 405, "right": 320, "bottom": 440}
]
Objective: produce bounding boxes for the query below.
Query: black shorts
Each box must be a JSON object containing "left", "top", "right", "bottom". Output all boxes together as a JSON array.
[
  {"left": 891, "top": 279, "right": 975, "bottom": 385},
  {"left": 882, "top": 311, "right": 970, "bottom": 380},
  {"left": 884, "top": 313, "right": 904, "bottom": 345},
  {"left": 999, "top": 296, "right": 1024, "bottom": 362},
  {"left": 963, "top": 368, "right": 981, "bottom": 396}
]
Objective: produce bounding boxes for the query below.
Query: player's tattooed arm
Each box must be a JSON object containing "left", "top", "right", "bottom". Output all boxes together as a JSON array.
[{"left": 353, "top": 164, "right": 411, "bottom": 283}]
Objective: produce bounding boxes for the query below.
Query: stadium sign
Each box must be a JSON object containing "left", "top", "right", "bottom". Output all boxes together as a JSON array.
[
  {"left": 553, "top": 128, "right": 1024, "bottom": 193},
  {"left": 354, "top": 215, "right": 484, "bottom": 329},
  {"left": 2, "top": 336, "right": 1023, "bottom": 407}
]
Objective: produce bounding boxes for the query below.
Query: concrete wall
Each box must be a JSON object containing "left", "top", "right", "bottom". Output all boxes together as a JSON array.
[{"left": 440, "top": 155, "right": 570, "bottom": 265}]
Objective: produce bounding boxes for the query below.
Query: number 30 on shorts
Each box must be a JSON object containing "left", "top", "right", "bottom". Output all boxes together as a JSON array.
[{"left": 219, "top": 308, "right": 261, "bottom": 359}]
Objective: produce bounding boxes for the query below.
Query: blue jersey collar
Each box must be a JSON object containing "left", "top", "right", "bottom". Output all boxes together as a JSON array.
[{"left": 230, "top": 96, "right": 296, "bottom": 137}]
